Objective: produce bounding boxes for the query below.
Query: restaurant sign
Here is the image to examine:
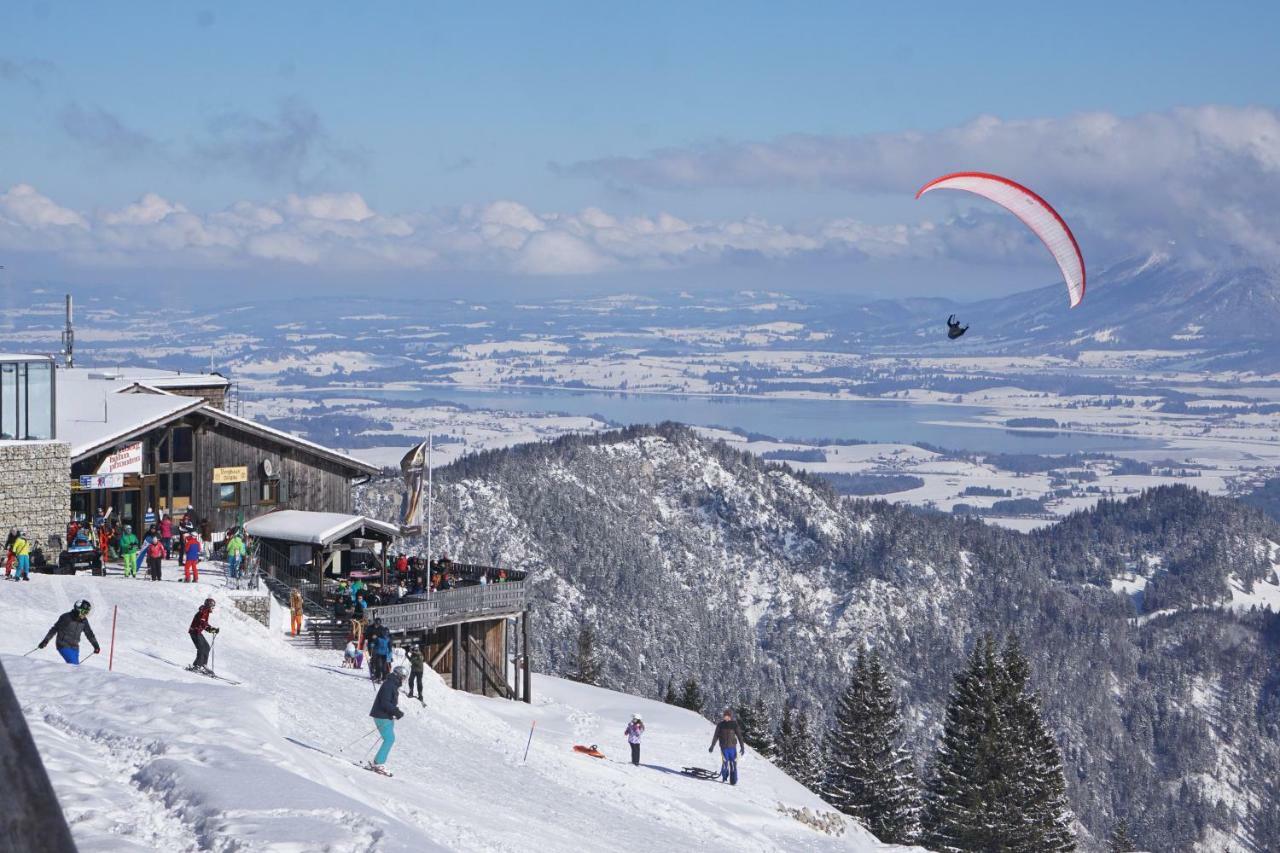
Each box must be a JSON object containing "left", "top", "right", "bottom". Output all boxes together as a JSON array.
[
  {"left": 79, "top": 473, "right": 124, "bottom": 490},
  {"left": 212, "top": 466, "right": 249, "bottom": 484},
  {"left": 96, "top": 441, "right": 143, "bottom": 475}
]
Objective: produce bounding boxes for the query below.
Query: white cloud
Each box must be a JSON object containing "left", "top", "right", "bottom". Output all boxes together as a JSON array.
[
  {"left": 3, "top": 185, "right": 978, "bottom": 276},
  {"left": 564, "top": 105, "right": 1280, "bottom": 263}
]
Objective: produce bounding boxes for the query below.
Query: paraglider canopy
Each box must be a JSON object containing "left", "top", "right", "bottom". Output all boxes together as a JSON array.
[{"left": 916, "top": 172, "right": 1086, "bottom": 308}]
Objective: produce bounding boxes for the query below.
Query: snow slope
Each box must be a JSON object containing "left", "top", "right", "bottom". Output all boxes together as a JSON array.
[{"left": 0, "top": 569, "right": 915, "bottom": 852}]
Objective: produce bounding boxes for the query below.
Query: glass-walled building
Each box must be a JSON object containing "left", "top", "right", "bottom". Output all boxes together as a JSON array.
[{"left": 0, "top": 354, "right": 56, "bottom": 440}]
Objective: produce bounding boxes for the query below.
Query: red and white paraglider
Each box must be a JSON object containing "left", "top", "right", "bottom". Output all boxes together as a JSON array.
[{"left": 916, "top": 172, "right": 1086, "bottom": 309}]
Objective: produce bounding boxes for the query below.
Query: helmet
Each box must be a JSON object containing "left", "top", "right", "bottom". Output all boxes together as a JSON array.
[
  {"left": 633, "top": 713, "right": 643, "bottom": 721},
  {"left": 392, "top": 666, "right": 407, "bottom": 679},
  {"left": 73, "top": 599, "right": 92, "bottom": 615},
  {"left": 204, "top": 598, "right": 216, "bottom": 608},
  {"left": 125, "top": 524, "right": 133, "bottom": 532}
]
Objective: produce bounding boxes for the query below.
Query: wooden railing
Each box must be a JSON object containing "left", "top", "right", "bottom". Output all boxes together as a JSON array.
[{"left": 368, "top": 581, "right": 528, "bottom": 634}]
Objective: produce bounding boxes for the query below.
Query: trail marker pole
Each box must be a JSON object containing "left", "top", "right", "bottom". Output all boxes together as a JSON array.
[
  {"left": 522, "top": 720, "right": 536, "bottom": 763},
  {"left": 109, "top": 605, "right": 118, "bottom": 672}
]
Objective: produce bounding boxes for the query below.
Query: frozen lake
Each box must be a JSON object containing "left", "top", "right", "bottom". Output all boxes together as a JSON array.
[{"left": 288, "top": 384, "right": 1166, "bottom": 455}]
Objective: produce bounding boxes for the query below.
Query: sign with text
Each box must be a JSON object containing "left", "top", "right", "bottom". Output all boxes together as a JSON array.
[
  {"left": 212, "top": 466, "right": 249, "bottom": 484},
  {"left": 96, "top": 441, "right": 143, "bottom": 475},
  {"left": 79, "top": 473, "right": 124, "bottom": 490}
]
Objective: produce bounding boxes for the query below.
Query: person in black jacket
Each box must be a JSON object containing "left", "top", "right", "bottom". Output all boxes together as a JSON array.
[
  {"left": 368, "top": 665, "right": 406, "bottom": 775},
  {"left": 708, "top": 708, "right": 745, "bottom": 785},
  {"left": 39, "top": 600, "right": 101, "bottom": 665}
]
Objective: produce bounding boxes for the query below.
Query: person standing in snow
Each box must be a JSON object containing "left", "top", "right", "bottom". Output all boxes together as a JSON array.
[
  {"left": 158, "top": 513, "right": 173, "bottom": 559},
  {"left": 119, "top": 524, "right": 140, "bottom": 578},
  {"left": 182, "top": 532, "right": 201, "bottom": 583},
  {"left": 709, "top": 708, "right": 746, "bottom": 785},
  {"left": 369, "top": 628, "right": 391, "bottom": 683},
  {"left": 624, "top": 714, "right": 645, "bottom": 766},
  {"left": 343, "top": 639, "right": 358, "bottom": 668},
  {"left": 4, "top": 528, "right": 16, "bottom": 579},
  {"left": 225, "top": 529, "right": 246, "bottom": 583},
  {"left": 38, "top": 600, "right": 102, "bottom": 664},
  {"left": 289, "top": 588, "right": 304, "bottom": 636},
  {"left": 145, "top": 533, "right": 165, "bottom": 581},
  {"left": 368, "top": 665, "right": 406, "bottom": 775},
  {"left": 11, "top": 530, "right": 31, "bottom": 581},
  {"left": 406, "top": 644, "right": 425, "bottom": 700},
  {"left": 188, "top": 598, "right": 220, "bottom": 673}
]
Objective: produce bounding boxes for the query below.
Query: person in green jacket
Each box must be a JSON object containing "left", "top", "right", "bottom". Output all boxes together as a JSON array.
[
  {"left": 225, "top": 531, "right": 246, "bottom": 582},
  {"left": 119, "top": 525, "right": 140, "bottom": 578}
]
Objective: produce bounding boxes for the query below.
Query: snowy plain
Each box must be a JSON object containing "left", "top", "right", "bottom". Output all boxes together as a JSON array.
[{"left": 1, "top": 563, "right": 917, "bottom": 853}]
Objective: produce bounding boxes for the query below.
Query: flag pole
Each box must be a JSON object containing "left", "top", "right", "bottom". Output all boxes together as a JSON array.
[{"left": 425, "top": 433, "right": 433, "bottom": 595}]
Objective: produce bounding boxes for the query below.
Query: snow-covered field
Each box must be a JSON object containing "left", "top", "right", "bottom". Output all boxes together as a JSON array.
[{"left": 1, "top": 564, "right": 913, "bottom": 852}]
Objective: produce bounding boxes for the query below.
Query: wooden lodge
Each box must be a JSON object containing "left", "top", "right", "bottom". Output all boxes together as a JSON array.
[{"left": 244, "top": 509, "right": 532, "bottom": 703}]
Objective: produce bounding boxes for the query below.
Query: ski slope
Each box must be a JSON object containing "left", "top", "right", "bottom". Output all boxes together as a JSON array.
[{"left": 0, "top": 568, "right": 917, "bottom": 852}]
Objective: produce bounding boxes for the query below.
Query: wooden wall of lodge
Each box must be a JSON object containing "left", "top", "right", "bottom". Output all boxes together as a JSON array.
[
  {"left": 418, "top": 619, "right": 509, "bottom": 698},
  {"left": 193, "top": 418, "right": 355, "bottom": 531}
]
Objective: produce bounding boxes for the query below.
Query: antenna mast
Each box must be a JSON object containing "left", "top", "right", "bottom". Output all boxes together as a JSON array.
[{"left": 61, "top": 295, "right": 75, "bottom": 368}]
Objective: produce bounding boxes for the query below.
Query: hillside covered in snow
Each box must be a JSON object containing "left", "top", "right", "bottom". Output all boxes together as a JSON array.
[
  {"left": 359, "top": 424, "right": 1280, "bottom": 852},
  {"left": 1, "top": 572, "right": 914, "bottom": 852}
]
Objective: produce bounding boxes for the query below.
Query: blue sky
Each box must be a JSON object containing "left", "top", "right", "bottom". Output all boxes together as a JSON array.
[{"left": 3, "top": 2, "right": 1279, "bottom": 294}]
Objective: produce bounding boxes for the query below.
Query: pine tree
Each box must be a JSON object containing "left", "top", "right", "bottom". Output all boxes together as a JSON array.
[
  {"left": 734, "top": 696, "right": 778, "bottom": 758},
  {"left": 822, "top": 647, "right": 921, "bottom": 845},
  {"left": 998, "top": 637, "right": 1076, "bottom": 852},
  {"left": 676, "top": 677, "right": 705, "bottom": 714},
  {"left": 921, "top": 635, "right": 1077, "bottom": 853},
  {"left": 572, "top": 622, "right": 602, "bottom": 685},
  {"left": 1109, "top": 818, "right": 1136, "bottom": 852},
  {"left": 662, "top": 680, "right": 677, "bottom": 705},
  {"left": 777, "top": 704, "right": 823, "bottom": 790}
]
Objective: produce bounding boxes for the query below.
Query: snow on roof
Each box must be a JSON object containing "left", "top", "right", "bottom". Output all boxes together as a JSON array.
[
  {"left": 0, "top": 353, "right": 55, "bottom": 362},
  {"left": 244, "top": 510, "right": 399, "bottom": 545},
  {"left": 58, "top": 370, "right": 204, "bottom": 458},
  {"left": 58, "top": 366, "right": 230, "bottom": 389}
]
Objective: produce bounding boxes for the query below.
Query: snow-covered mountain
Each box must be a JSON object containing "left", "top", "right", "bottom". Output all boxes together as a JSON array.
[
  {"left": 1, "top": 575, "right": 915, "bottom": 852},
  {"left": 359, "top": 425, "right": 1280, "bottom": 852},
  {"left": 856, "top": 254, "right": 1280, "bottom": 362}
]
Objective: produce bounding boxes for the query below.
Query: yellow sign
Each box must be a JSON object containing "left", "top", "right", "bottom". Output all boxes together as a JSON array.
[{"left": 212, "top": 466, "right": 249, "bottom": 484}]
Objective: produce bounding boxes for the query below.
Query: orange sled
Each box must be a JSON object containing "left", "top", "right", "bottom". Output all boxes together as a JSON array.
[{"left": 573, "top": 744, "right": 606, "bottom": 759}]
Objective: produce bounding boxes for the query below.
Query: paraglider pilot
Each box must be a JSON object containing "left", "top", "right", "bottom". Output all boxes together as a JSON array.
[{"left": 946, "top": 314, "right": 969, "bottom": 340}]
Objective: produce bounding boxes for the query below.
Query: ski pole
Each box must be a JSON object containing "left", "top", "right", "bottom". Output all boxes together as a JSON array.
[
  {"left": 338, "top": 728, "right": 379, "bottom": 755},
  {"left": 522, "top": 720, "right": 537, "bottom": 763},
  {"left": 22, "top": 647, "right": 39, "bottom": 657}
]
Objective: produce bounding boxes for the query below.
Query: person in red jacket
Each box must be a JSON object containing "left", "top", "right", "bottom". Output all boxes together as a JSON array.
[
  {"left": 182, "top": 533, "right": 201, "bottom": 583},
  {"left": 188, "top": 598, "right": 220, "bottom": 674}
]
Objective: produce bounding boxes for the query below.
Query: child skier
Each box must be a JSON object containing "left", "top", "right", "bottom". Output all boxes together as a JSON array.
[
  {"left": 368, "top": 665, "right": 407, "bottom": 775},
  {"left": 38, "top": 600, "right": 101, "bottom": 664},
  {"left": 625, "top": 714, "right": 645, "bottom": 765},
  {"left": 709, "top": 709, "right": 745, "bottom": 785},
  {"left": 187, "top": 598, "right": 220, "bottom": 674},
  {"left": 183, "top": 533, "right": 201, "bottom": 583}
]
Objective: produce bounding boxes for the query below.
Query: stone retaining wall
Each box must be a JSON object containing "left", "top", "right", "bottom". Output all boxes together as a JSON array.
[{"left": 0, "top": 441, "right": 70, "bottom": 551}]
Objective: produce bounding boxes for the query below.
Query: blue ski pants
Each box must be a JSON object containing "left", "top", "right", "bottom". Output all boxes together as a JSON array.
[
  {"left": 58, "top": 647, "right": 80, "bottom": 665},
  {"left": 720, "top": 747, "right": 738, "bottom": 784},
  {"left": 374, "top": 718, "right": 396, "bottom": 765}
]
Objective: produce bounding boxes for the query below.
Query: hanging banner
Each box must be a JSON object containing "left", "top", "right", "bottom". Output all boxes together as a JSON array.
[
  {"left": 96, "top": 441, "right": 143, "bottom": 475},
  {"left": 80, "top": 473, "right": 124, "bottom": 490},
  {"left": 398, "top": 439, "right": 429, "bottom": 533}
]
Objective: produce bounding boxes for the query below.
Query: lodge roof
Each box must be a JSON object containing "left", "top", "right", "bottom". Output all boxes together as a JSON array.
[{"left": 244, "top": 510, "right": 399, "bottom": 545}]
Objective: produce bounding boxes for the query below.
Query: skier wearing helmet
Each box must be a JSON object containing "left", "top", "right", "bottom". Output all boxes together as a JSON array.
[
  {"left": 38, "top": 600, "right": 101, "bottom": 664},
  {"left": 187, "top": 598, "right": 220, "bottom": 674},
  {"left": 368, "top": 665, "right": 406, "bottom": 775},
  {"left": 624, "top": 714, "right": 645, "bottom": 765}
]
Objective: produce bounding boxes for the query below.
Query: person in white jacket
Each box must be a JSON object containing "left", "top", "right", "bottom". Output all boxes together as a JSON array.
[{"left": 624, "top": 714, "right": 645, "bottom": 766}]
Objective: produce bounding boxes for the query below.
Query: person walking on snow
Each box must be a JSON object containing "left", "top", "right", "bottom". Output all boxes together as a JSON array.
[
  {"left": 625, "top": 714, "right": 645, "bottom": 766},
  {"left": 406, "top": 644, "right": 425, "bottom": 700},
  {"left": 368, "top": 665, "right": 406, "bottom": 775},
  {"left": 4, "top": 528, "right": 16, "bottom": 579},
  {"left": 11, "top": 530, "right": 31, "bottom": 581},
  {"left": 709, "top": 708, "right": 745, "bottom": 785},
  {"left": 183, "top": 533, "right": 201, "bottom": 583},
  {"left": 38, "top": 600, "right": 101, "bottom": 664},
  {"left": 119, "top": 524, "right": 140, "bottom": 578},
  {"left": 188, "top": 598, "right": 220, "bottom": 673}
]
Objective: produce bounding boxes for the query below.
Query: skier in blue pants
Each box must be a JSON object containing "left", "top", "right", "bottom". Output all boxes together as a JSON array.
[
  {"left": 709, "top": 708, "right": 745, "bottom": 785},
  {"left": 38, "top": 600, "right": 101, "bottom": 664},
  {"left": 368, "top": 665, "right": 406, "bottom": 775}
]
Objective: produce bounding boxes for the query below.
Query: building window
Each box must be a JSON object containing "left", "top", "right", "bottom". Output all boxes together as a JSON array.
[
  {"left": 171, "top": 427, "right": 193, "bottom": 462},
  {"left": 218, "top": 482, "right": 241, "bottom": 508},
  {"left": 259, "top": 479, "right": 280, "bottom": 505}
]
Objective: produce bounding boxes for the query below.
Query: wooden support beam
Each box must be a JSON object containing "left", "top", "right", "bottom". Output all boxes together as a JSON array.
[
  {"left": 429, "top": 639, "right": 452, "bottom": 670},
  {"left": 452, "top": 623, "right": 463, "bottom": 690},
  {"left": 521, "top": 609, "right": 532, "bottom": 704}
]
